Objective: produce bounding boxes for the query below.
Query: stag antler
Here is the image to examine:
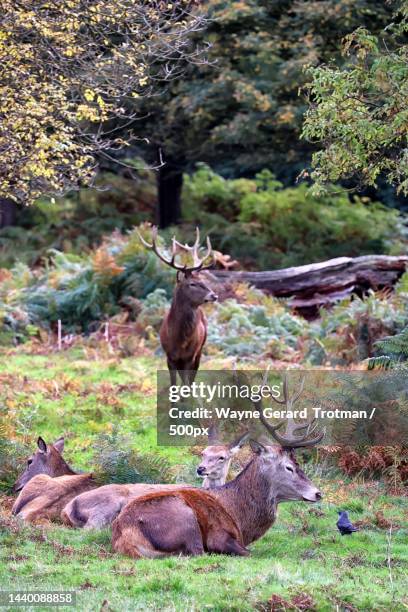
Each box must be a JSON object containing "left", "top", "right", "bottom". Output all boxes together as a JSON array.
[
  {"left": 258, "top": 372, "right": 324, "bottom": 449},
  {"left": 137, "top": 225, "right": 214, "bottom": 274},
  {"left": 207, "top": 422, "right": 220, "bottom": 445}
]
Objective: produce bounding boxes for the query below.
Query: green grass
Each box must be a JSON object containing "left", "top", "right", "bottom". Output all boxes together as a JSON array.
[{"left": 1, "top": 347, "right": 407, "bottom": 611}]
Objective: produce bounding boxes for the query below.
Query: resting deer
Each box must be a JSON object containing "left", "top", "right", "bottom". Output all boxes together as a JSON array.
[
  {"left": 12, "top": 437, "right": 96, "bottom": 523},
  {"left": 61, "top": 432, "right": 248, "bottom": 529},
  {"left": 138, "top": 226, "right": 217, "bottom": 385},
  {"left": 197, "top": 428, "right": 249, "bottom": 489},
  {"left": 111, "top": 377, "right": 324, "bottom": 559}
]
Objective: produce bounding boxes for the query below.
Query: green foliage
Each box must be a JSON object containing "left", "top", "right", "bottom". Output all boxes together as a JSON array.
[
  {"left": 136, "top": 289, "right": 171, "bottom": 336},
  {"left": 183, "top": 165, "right": 405, "bottom": 268},
  {"left": 2, "top": 162, "right": 405, "bottom": 276},
  {"left": 303, "top": 1, "right": 408, "bottom": 194},
  {"left": 0, "top": 395, "right": 37, "bottom": 489},
  {"left": 0, "top": 167, "right": 157, "bottom": 269},
  {"left": 366, "top": 272, "right": 408, "bottom": 368},
  {"left": 3, "top": 227, "right": 175, "bottom": 334},
  {"left": 368, "top": 326, "right": 408, "bottom": 369},
  {"left": 377, "top": 327, "right": 408, "bottom": 355},
  {"left": 0, "top": 438, "right": 27, "bottom": 491},
  {"left": 92, "top": 432, "right": 175, "bottom": 485},
  {"left": 306, "top": 290, "right": 408, "bottom": 365},
  {"left": 134, "top": 0, "right": 393, "bottom": 183},
  {"left": 0, "top": 224, "right": 173, "bottom": 339},
  {"left": 0, "top": 264, "right": 35, "bottom": 345},
  {"left": 206, "top": 287, "right": 308, "bottom": 359}
]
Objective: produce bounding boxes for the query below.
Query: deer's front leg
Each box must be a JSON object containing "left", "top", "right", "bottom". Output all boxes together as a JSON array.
[{"left": 167, "top": 359, "right": 178, "bottom": 386}]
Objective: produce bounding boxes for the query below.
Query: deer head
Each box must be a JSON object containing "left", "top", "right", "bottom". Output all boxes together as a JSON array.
[
  {"left": 13, "top": 436, "right": 75, "bottom": 493},
  {"left": 137, "top": 226, "right": 218, "bottom": 306},
  {"left": 251, "top": 372, "right": 324, "bottom": 503},
  {"left": 248, "top": 440, "right": 322, "bottom": 502},
  {"left": 175, "top": 271, "right": 218, "bottom": 307},
  {"left": 197, "top": 431, "right": 249, "bottom": 488}
]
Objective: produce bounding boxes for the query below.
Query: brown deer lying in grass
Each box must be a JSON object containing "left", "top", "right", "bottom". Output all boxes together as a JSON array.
[
  {"left": 61, "top": 432, "right": 249, "bottom": 529},
  {"left": 112, "top": 378, "right": 324, "bottom": 558},
  {"left": 112, "top": 488, "right": 249, "bottom": 558},
  {"left": 138, "top": 226, "right": 217, "bottom": 385},
  {"left": 197, "top": 429, "right": 249, "bottom": 489},
  {"left": 11, "top": 437, "right": 96, "bottom": 523},
  {"left": 61, "top": 482, "right": 189, "bottom": 529},
  {"left": 111, "top": 440, "right": 322, "bottom": 558}
]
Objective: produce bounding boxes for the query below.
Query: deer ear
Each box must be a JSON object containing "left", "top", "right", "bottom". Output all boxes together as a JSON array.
[
  {"left": 176, "top": 271, "right": 186, "bottom": 283},
  {"left": 37, "top": 437, "right": 47, "bottom": 453},
  {"left": 53, "top": 437, "right": 65, "bottom": 454},
  {"left": 249, "top": 439, "right": 268, "bottom": 455},
  {"left": 229, "top": 431, "right": 250, "bottom": 454}
]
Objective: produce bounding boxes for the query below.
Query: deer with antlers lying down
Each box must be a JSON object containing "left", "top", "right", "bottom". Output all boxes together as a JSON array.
[
  {"left": 138, "top": 226, "right": 217, "bottom": 385},
  {"left": 112, "top": 377, "right": 324, "bottom": 559},
  {"left": 61, "top": 431, "right": 248, "bottom": 529},
  {"left": 11, "top": 437, "right": 96, "bottom": 523}
]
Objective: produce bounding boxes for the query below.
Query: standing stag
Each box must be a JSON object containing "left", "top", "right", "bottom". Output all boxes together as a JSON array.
[
  {"left": 112, "top": 379, "right": 324, "bottom": 559},
  {"left": 61, "top": 432, "right": 248, "bottom": 529},
  {"left": 12, "top": 436, "right": 96, "bottom": 523},
  {"left": 138, "top": 226, "right": 217, "bottom": 384}
]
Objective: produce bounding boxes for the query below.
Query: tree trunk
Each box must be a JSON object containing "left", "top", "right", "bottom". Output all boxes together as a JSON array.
[
  {"left": 0, "top": 198, "right": 17, "bottom": 228},
  {"left": 157, "top": 159, "right": 183, "bottom": 228},
  {"left": 210, "top": 255, "right": 408, "bottom": 318}
]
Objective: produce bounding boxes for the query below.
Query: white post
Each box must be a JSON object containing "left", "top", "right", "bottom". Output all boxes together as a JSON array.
[{"left": 57, "top": 319, "right": 62, "bottom": 351}]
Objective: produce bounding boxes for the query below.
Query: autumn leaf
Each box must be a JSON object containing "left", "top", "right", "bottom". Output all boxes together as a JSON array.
[{"left": 92, "top": 248, "right": 125, "bottom": 278}]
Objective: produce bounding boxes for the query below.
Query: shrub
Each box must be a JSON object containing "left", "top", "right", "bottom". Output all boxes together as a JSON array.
[
  {"left": 336, "top": 446, "right": 408, "bottom": 492},
  {"left": 14, "top": 226, "right": 175, "bottom": 334},
  {"left": 206, "top": 285, "right": 308, "bottom": 359},
  {"left": 0, "top": 164, "right": 156, "bottom": 269},
  {"left": 182, "top": 164, "right": 406, "bottom": 269},
  {"left": 305, "top": 290, "right": 408, "bottom": 366}
]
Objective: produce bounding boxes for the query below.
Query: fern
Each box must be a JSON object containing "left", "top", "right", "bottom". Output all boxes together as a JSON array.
[
  {"left": 91, "top": 432, "right": 176, "bottom": 485},
  {"left": 368, "top": 326, "right": 408, "bottom": 369},
  {"left": 376, "top": 327, "right": 408, "bottom": 356},
  {"left": 367, "top": 356, "right": 394, "bottom": 370}
]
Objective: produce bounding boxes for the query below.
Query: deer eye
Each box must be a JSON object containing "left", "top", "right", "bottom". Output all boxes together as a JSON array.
[
  {"left": 27, "top": 459, "right": 33, "bottom": 465},
  {"left": 218, "top": 457, "right": 225, "bottom": 462},
  {"left": 285, "top": 465, "right": 294, "bottom": 473}
]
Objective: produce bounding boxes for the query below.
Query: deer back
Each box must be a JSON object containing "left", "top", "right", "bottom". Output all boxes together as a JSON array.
[
  {"left": 12, "top": 473, "right": 96, "bottom": 522},
  {"left": 113, "top": 488, "right": 243, "bottom": 552}
]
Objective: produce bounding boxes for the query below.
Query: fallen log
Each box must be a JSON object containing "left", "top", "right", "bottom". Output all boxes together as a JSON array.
[{"left": 210, "top": 255, "right": 408, "bottom": 317}]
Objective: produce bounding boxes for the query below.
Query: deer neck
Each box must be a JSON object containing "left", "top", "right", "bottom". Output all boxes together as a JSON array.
[
  {"left": 57, "top": 463, "right": 77, "bottom": 477},
  {"left": 51, "top": 455, "right": 77, "bottom": 477},
  {"left": 168, "top": 291, "right": 200, "bottom": 340},
  {"left": 202, "top": 475, "right": 224, "bottom": 489},
  {"left": 213, "top": 459, "right": 278, "bottom": 546}
]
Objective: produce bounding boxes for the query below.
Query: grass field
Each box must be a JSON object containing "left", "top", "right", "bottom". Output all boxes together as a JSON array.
[{"left": 1, "top": 347, "right": 407, "bottom": 611}]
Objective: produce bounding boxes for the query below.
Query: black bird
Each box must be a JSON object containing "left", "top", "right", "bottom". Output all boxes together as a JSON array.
[{"left": 337, "top": 510, "right": 358, "bottom": 535}]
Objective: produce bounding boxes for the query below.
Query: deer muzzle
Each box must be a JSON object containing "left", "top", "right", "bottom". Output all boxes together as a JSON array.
[
  {"left": 302, "top": 489, "right": 323, "bottom": 502},
  {"left": 204, "top": 291, "right": 218, "bottom": 303}
]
